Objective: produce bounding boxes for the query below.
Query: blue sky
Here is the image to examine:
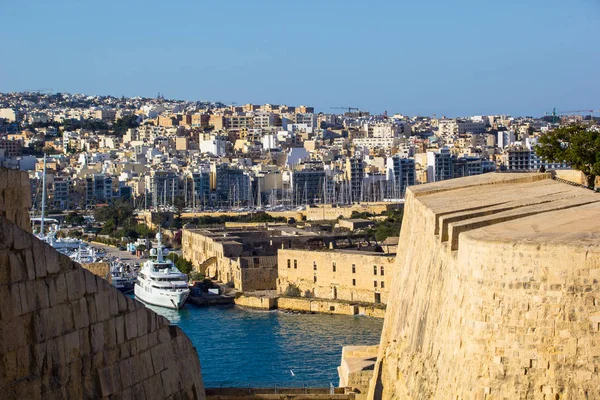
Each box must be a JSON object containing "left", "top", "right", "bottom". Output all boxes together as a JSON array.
[{"left": 1, "top": 0, "right": 599, "bottom": 117}]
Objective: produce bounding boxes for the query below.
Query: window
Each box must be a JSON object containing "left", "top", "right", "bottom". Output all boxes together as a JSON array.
[
  {"left": 314, "top": 275, "right": 317, "bottom": 283},
  {"left": 313, "top": 261, "right": 317, "bottom": 271},
  {"left": 287, "top": 259, "right": 291, "bottom": 269},
  {"left": 332, "top": 262, "right": 336, "bottom": 272},
  {"left": 380, "top": 266, "right": 385, "bottom": 276},
  {"left": 373, "top": 265, "right": 377, "bottom": 275},
  {"left": 374, "top": 281, "right": 378, "bottom": 288},
  {"left": 381, "top": 281, "right": 385, "bottom": 289},
  {"left": 294, "top": 260, "right": 297, "bottom": 269},
  {"left": 352, "top": 264, "right": 355, "bottom": 274},
  {"left": 352, "top": 279, "right": 356, "bottom": 286}
]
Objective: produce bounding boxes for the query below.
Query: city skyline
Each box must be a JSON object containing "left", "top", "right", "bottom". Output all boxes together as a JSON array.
[{"left": 2, "top": 0, "right": 599, "bottom": 117}]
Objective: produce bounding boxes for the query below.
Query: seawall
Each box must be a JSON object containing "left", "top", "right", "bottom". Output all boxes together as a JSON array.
[
  {"left": 234, "top": 294, "right": 385, "bottom": 318},
  {"left": 368, "top": 173, "right": 600, "bottom": 399},
  {"left": 0, "top": 168, "right": 205, "bottom": 399}
]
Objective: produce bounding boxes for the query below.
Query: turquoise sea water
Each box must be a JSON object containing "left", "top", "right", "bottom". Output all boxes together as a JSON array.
[{"left": 143, "top": 303, "right": 383, "bottom": 388}]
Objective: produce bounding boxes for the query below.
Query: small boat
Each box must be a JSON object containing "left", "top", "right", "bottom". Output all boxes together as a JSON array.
[
  {"left": 134, "top": 231, "right": 190, "bottom": 309},
  {"left": 110, "top": 262, "right": 136, "bottom": 294}
]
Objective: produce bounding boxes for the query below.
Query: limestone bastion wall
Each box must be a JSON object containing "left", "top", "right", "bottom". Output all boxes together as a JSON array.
[
  {"left": 368, "top": 173, "right": 600, "bottom": 400},
  {"left": 0, "top": 168, "right": 205, "bottom": 399}
]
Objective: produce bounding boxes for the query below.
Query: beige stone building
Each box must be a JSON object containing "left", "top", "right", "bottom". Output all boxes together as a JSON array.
[
  {"left": 277, "top": 248, "right": 395, "bottom": 304},
  {"left": 182, "top": 227, "right": 318, "bottom": 292}
]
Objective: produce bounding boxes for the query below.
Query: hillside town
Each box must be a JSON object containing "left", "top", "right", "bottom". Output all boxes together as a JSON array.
[{"left": 1, "top": 91, "right": 591, "bottom": 213}]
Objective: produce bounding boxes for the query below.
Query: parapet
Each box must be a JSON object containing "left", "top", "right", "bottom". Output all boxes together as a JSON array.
[
  {"left": 0, "top": 169, "right": 205, "bottom": 399},
  {"left": 368, "top": 173, "right": 600, "bottom": 399},
  {"left": 0, "top": 168, "right": 32, "bottom": 232}
]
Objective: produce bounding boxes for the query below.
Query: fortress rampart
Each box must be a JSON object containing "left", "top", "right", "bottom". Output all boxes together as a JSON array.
[
  {"left": 368, "top": 173, "right": 600, "bottom": 399},
  {"left": 0, "top": 168, "right": 205, "bottom": 399}
]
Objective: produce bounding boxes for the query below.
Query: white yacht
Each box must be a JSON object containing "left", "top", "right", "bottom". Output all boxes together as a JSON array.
[
  {"left": 70, "top": 244, "right": 98, "bottom": 264},
  {"left": 134, "top": 231, "right": 190, "bottom": 309}
]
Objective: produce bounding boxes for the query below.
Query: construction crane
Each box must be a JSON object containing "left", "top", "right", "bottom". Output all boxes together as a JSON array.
[
  {"left": 331, "top": 106, "right": 359, "bottom": 114},
  {"left": 546, "top": 108, "right": 600, "bottom": 124}
]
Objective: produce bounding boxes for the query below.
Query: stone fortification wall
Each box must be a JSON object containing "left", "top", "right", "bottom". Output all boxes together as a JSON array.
[
  {"left": 0, "top": 168, "right": 32, "bottom": 231},
  {"left": 368, "top": 173, "right": 600, "bottom": 399},
  {"left": 0, "top": 215, "right": 205, "bottom": 397},
  {"left": 80, "top": 262, "right": 110, "bottom": 281}
]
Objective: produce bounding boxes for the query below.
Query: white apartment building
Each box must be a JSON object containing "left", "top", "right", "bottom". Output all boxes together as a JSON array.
[
  {"left": 497, "top": 130, "right": 516, "bottom": 149},
  {"left": 353, "top": 137, "right": 401, "bottom": 151},
  {"left": 199, "top": 133, "right": 226, "bottom": 157}
]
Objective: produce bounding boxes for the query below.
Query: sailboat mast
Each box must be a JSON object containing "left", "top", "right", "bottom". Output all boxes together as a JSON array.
[{"left": 40, "top": 154, "right": 47, "bottom": 235}]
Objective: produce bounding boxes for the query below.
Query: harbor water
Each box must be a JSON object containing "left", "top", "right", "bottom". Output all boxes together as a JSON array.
[{"left": 142, "top": 302, "right": 384, "bottom": 388}]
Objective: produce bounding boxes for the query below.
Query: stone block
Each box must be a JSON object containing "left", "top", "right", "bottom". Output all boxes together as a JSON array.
[
  {"left": 125, "top": 311, "right": 138, "bottom": 341},
  {"left": 0, "top": 217, "right": 14, "bottom": 250},
  {"left": 97, "top": 365, "right": 121, "bottom": 397},
  {"left": 95, "top": 290, "right": 111, "bottom": 322},
  {"left": 17, "top": 282, "right": 31, "bottom": 316},
  {"left": 119, "top": 342, "right": 131, "bottom": 360},
  {"left": 140, "top": 350, "right": 154, "bottom": 381},
  {"left": 53, "top": 273, "right": 68, "bottom": 305},
  {"left": 137, "top": 334, "right": 149, "bottom": 352},
  {"left": 32, "top": 239, "right": 47, "bottom": 278},
  {"left": 108, "top": 289, "right": 119, "bottom": 317},
  {"left": 91, "top": 322, "right": 105, "bottom": 354},
  {"left": 104, "top": 318, "right": 117, "bottom": 348},
  {"left": 117, "top": 291, "right": 128, "bottom": 313},
  {"left": 136, "top": 308, "right": 148, "bottom": 336},
  {"left": 58, "top": 303, "right": 74, "bottom": 335},
  {"left": 142, "top": 373, "right": 166, "bottom": 399},
  {"left": 103, "top": 348, "right": 119, "bottom": 366},
  {"left": 150, "top": 343, "right": 166, "bottom": 374},
  {"left": 9, "top": 251, "right": 25, "bottom": 283},
  {"left": 86, "top": 296, "right": 98, "bottom": 324},
  {"left": 65, "top": 268, "right": 85, "bottom": 302},
  {"left": 23, "top": 280, "right": 36, "bottom": 314},
  {"left": 115, "top": 314, "right": 125, "bottom": 345},
  {"left": 133, "top": 381, "right": 148, "bottom": 399},
  {"left": 12, "top": 223, "right": 32, "bottom": 250},
  {"left": 64, "top": 330, "right": 81, "bottom": 364},
  {"left": 0, "top": 170, "right": 7, "bottom": 189},
  {"left": 129, "top": 354, "right": 143, "bottom": 385},
  {"left": 147, "top": 331, "right": 159, "bottom": 349},
  {"left": 0, "top": 284, "right": 12, "bottom": 320},
  {"left": 73, "top": 297, "right": 89, "bottom": 330},
  {"left": 59, "top": 253, "right": 74, "bottom": 273},
  {"left": 119, "top": 357, "right": 134, "bottom": 388},
  {"left": 0, "top": 252, "right": 10, "bottom": 285},
  {"left": 44, "top": 243, "right": 60, "bottom": 274},
  {"left": 79, "top": 327, "right": 91, "bottom": 358},
  {"left": 24, "top": 249, "right": 35, "bottom": 280},
  {"left": 9, "top": 283, "right": 23, "bottom": 316},
  {"left": 65, "top": 359, "right": 83, "bottom": 399},
  {"left": 158, "top": 327, "right": 171, "bottom": 344},
  {"left": 84, "top": 269, "right": 97, "bottom": 294}
]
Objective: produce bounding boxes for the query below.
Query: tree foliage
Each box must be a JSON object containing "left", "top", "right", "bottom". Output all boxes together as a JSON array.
[
  {"left": 94, "top": 200, "right": 134, "bottom": 232},
  {"left": 166, "top": 253, "right": 193, "bottom": 274},
  {"left": 535, "top": 125, "right": 600, "bottom": 188},
  {"left": 112, "top": 115, "right": 139, "bottom": 136}
]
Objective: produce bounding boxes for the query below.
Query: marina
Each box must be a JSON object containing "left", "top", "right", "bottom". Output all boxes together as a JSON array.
[{"left": 141, "top": 302, "right": 384, "bottom": 388}]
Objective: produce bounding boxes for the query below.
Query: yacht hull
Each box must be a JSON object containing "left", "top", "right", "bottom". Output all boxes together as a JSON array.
[{"left": 134, "top": 284, "right": 189, "bottom": 309}]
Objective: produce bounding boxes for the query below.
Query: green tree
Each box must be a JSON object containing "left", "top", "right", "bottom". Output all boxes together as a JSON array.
[
  {"left": 112, "top": 115, "right": 139, "bottom": 136},
  {"left": 94, "top": 200, "right": 134, "bottom": 232},
  {"left": 535, "top": 125, "right": 600, "bottom": 188},
  {"left": 65, "top": 211, "right": 85, "bottom": 226}
]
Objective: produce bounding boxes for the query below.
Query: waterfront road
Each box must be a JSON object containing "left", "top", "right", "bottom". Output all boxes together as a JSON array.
[{"left": 91, "top": 243, "right": 142, "bottom": 265}]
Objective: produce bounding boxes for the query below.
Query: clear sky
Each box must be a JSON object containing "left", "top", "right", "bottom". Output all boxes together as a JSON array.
[{"left": 1, "top": 0, "right": 599, "bottom": 117}]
